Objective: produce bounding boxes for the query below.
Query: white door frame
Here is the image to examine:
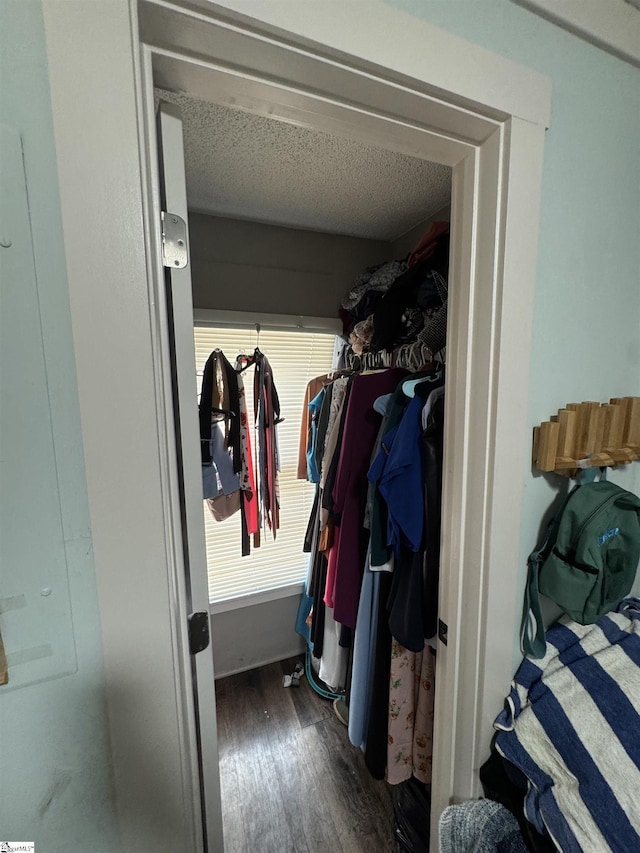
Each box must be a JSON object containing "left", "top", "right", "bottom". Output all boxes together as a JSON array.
[
  {"left": 43, "top": 1, "right": 550, "bottom": 849},
  {"left": 154, "top": 101, "right": 225, "bottom": 851},
  {"left": 138, "top": 0, "right": 549, "bottom": 841}
]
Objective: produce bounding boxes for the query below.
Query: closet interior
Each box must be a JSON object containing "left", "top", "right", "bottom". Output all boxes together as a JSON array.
[{"left": 157, "top": 86, "right": 453, "bottom": 850}]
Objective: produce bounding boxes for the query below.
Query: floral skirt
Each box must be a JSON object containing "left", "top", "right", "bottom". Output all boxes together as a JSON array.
[{"left": 387, "top": 638, "right": 436, "bottom": 784}]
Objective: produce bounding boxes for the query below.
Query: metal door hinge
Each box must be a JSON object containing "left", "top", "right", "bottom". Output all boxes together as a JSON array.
[
  {"left": 161, "top": 211, "right": 188, "bottom": 269},
  {"left": 188, "top": 611, "right": 210, "bottom": 655}
]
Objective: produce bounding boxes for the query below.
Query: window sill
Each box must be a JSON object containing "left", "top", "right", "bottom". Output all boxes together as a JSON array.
[{"left": 209, "top": 581, "right": 306, "bottom": 615}]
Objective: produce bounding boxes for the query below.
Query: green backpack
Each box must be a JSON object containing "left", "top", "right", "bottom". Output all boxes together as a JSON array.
[{"left": 521, "top": 477, "right": 640, "bottom": 658}]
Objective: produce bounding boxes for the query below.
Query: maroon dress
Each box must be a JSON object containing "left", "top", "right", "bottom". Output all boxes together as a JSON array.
[{"left": 330, "top": 369, "right": 406, "bottom": 629}]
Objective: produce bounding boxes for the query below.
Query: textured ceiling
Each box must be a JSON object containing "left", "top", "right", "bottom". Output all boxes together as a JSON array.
[{"left": 156, "top": 89, "right": 451, "bottom": 242}]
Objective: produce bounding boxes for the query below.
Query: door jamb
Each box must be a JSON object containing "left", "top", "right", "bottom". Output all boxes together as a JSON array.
[{"left": 135, "top": 48, "right": 209, "bottom": 853}]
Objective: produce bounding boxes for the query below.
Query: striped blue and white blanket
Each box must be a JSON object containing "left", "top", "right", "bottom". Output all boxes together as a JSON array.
[{"left": 494, "top": 598, "right": 640, "bottom": 853}]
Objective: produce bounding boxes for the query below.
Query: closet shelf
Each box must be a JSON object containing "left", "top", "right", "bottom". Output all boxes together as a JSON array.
[{"left": 532, "top": 397, "right": 640, "bottom": 476}]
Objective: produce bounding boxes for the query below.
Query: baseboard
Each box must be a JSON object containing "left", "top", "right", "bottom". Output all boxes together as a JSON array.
[{"left": 214, "top": 645, "right": 306, "bottom": 680}]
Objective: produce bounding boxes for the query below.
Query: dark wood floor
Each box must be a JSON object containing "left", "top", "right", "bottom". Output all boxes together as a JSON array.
[{"left": 215, "top": 656, "right": 396, "bottom": 852}]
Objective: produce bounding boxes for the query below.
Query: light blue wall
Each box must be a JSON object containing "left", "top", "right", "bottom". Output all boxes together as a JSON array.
[
  {"left": 386, "top": 0, "right": 640, "bottom": 664},
  {"left": 0, "top": 1, "right": 120, "bottom": 848},
  {"left": 2, "top": 1, "right": 636, "bottom": 837}
]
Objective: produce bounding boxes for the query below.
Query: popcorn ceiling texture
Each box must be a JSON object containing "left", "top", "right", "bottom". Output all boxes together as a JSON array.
[{"left": 156, "top": 89, "right": 451, "bottom": 241}]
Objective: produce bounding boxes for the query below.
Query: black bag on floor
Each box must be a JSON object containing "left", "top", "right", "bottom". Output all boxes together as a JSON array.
[{"left": 392, "top": 778, "right": 431, "bottom": 853}]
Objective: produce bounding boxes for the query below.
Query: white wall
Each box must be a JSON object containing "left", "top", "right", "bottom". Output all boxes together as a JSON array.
[
  {"left": 211, "top": 593, "right": 306, "bottom": 677},
  {"left": 42, "top": 1, "right": 201, "bottom": 848},
  {"left": 0, "top": 2, "right": 119, "bottom": 849},
  {"left": 391, "top": 204, "right": 451, "bottom": 259},
  {"left": 190, "top": 212, "right": 452, "bottom": 319},
  {"left": 190, "top": 213, "right": 390, "bottom": 316}
]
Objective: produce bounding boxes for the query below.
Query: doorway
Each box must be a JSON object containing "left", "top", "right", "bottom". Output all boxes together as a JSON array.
[
  {"left": 140, "top": 5, "right": 545, "bottom": 838},
  {"left": 42, "top": 1, "right": 550, "bottom": 849},
  {"left": 158, "top": 82, "right": 454, "bottom": 848},
  {"left": 161, "top": 83, "right": 453, "bottom": 681}
]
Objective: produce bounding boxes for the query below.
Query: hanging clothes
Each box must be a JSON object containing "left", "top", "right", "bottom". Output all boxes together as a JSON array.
[
  {"left": 383, "top": 383, "right": 445, "bottom": 652},
  {"left": 305, "top": 387, "right": 326, "bottom": 484},
  {"left": 299, "top": 230, "right": 450, "bottom": 788},
  {"left": 373, "top": 392, "right": 427, "bottom": 555},
  {"left": 251, "top": 351, "right": 282, "bottom": 538},
  {"left": 305, "top": 375, "right": 353, "bottom": 689},
  {"left": 297, "top": 374, "right": 330, "bottom": 479},
  {"left": 319, "top": 378, "right": 354, "bottom": 621},
  {"left": 201, "top": 422, "right": 240, "bottom": 501},
  {"left": 299, "top": 363, "right": 446, "bottom": 783},
  {"left": 236, "top": 369, "right": 259, "bottom": 537},
  {"left": 231, "top": 347, "right": 284, "bottom": 545},
  {"left": 387, "top": 640, "right": 436, "bottom": 785},
  {"left": 328, "top": 368, "right": 406, "bottom": 630},
  {"left": 199, "top": 349, "right": 243, "bottom": 523},
  {"left": 421, "top": 389, "right": 445, "bottom": 641},
  {"left": 198, "top": 345, "right": 282, "bottom": 556},
  {"left": 199, "top": 348, "right": 241, "bottom": 471}
]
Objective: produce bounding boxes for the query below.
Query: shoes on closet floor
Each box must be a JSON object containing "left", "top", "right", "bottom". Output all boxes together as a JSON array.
[{"left": 283, "top": 660, "right": 305, "bottom": 688}]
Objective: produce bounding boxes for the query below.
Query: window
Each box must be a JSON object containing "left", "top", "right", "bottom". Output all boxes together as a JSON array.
[{"left": 194, "top": 324, "right": 337, "bottom": 606}]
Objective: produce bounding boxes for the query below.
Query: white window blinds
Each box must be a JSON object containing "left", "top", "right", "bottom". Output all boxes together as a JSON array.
[{"left": 193, "top": 325, "right": 337, "bottom": 605}]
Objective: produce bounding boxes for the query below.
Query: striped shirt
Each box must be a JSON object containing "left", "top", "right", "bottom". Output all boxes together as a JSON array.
[{"left": 494, "top": 598, "right": 640, "bottom": 853}]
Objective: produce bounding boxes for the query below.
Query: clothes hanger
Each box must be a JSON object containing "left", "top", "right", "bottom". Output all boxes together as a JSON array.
[
  {"left": 197, "top": 350, "right": 237, "bottom": 414},
  {"left": 398, "top": 342, "right": 411, "bottom": 369},
  {"left": 401, "top": 365, "right": 442, "bottom": 398},
  {"left": 361, "top": 350, "right": 388, "bottom": 372},
  {"left": 236, "top": 349, "right": 264, "bottom": 373},
  {"left": 327, "top": 367, "right": 355, "bottom": 380},
  {"left": 236, "top": 324, "right": 264, "bottom": 372},
  {"left": 411, "top": 340, "right": 434, "bottom": 370}
]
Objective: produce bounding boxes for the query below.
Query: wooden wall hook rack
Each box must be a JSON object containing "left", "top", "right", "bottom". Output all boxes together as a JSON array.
[{"left": 532, "top": 396, "right": 640, "bottom": 476}]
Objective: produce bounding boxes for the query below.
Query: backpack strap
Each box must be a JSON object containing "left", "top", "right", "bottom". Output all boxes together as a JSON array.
[
  {"left": 575, "top": 465, "right": 606, "bottom": 485},
  {"left": 521, "top": 526, "right": 552, "bottom": 659},
  {"left": 520, "top": 487, "right": 578, "bottom": 658}
]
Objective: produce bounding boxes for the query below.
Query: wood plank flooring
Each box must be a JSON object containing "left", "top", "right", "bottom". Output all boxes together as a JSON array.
[{"left": 215, "top": 656, "right": 397, "bottom": 853}]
